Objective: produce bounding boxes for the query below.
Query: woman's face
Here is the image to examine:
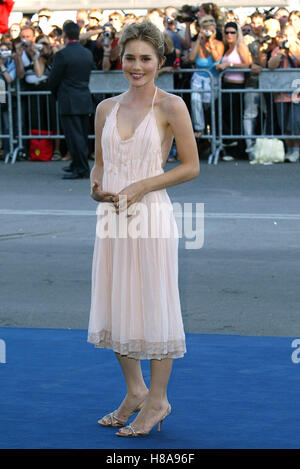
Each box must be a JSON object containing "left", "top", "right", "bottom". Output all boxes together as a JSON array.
[
  {"left": 0, "top": 45, "right": 9, "bottom": 55},
  {"left": 10, "top": 24, "right": 20, "bottom": 40},
  {"left": 122, "top": 39, "right": 162, "bottom": 88},
  {"left": 224, "top": 26, "right": 238, "bottom": 45}
]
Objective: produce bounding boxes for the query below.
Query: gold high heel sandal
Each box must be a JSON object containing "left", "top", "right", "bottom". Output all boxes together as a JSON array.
[
  {"left": 98, "top": 401, "right": 145, "bottom": 427},
  {"left": 116, "top": 404, "right": 172, "bottom": 437}
]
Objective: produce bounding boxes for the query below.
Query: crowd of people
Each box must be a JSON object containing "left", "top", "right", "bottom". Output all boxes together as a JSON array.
[{"left": 0, "top": 3, "right": 299, "bottom": 163}]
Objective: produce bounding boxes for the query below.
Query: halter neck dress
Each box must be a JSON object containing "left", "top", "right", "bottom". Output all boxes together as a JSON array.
[{"left": 88, "top": 87, "right": 186, "bottom": 360}]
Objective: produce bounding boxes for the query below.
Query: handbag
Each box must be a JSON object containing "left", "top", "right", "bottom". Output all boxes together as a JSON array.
[
  {"left": 251, "top": 138, "right": 285, "bottom": 164},
  {"left": 29, "top": 129, "right": 53, "bottom": 161}
]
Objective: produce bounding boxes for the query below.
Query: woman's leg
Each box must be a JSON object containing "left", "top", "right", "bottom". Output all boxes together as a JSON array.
[
  {"left": 98, "top": 353, "right": 148, "bottom": 424},
  {"left": 118, "top": 358, "right": 173, "bottom": 434}
]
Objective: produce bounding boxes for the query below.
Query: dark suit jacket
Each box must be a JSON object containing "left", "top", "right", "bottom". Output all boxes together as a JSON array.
[{"left": 47, "top": 41, "right": 94, "bottom": 115}]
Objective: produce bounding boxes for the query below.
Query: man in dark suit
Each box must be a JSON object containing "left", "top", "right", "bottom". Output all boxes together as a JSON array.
[{"left": 48, "top": 21, "right": 94, "bottom": 179}]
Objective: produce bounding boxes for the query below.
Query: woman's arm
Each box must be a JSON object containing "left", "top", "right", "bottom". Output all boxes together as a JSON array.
[
  {"left": 188, "top": 35, "right": 201, "bottom": 63},
  {"left": 33, "top": 55, "right": 46, "bottom": 78},
  {"left": 102, "top": 44, "right": 112, "bottom": 72},
  {"left": 0, "top": 57, "right": 13, "bottom": 84},
  {"left": 90, "top": 99, "right": 118, "bottom": 202},
  {"left": 143, "top": 96, "right": 200, "bottom": 193},
  {"left": 79, "top": 28, "right": 103, "bottom": 45},
  {"left": 207, "top": 38, "right": 224, "bottom": 63},
  {"left": 236, "top": 42, "right": 252, "bottom": 68},
  {"left": 13, "top": 43, "right": 25, "bottom": 79},
  {"left": 268, "top": 46, "right": 283, "bottom": 69},
  {"left": 289, "top": 41, "right": 300, "bottom": 64}
]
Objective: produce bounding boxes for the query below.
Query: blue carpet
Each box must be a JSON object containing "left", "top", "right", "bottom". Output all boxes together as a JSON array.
[{"left": 0, "top": 327, "right": 299, "bottom": 449}]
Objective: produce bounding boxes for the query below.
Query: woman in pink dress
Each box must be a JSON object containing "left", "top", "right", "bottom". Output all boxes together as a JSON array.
[{"left": 88, "top": 21, "right": 199, "bottom": 437}]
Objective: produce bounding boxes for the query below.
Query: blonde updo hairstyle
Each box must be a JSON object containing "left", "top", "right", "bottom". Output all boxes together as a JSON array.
[{"left": 118, "top": 21, "right": 171, "bottom": 64}]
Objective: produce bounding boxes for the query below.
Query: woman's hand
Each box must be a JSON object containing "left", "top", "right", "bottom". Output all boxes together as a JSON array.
[
  {"left": 90, "top": 180, "right": 117, "bottom": 203},
  {"left": 115, "top": 181, "right": 146, "bottom": 215},
  {"left": 216, "top": 61, "right": 230, "bottom": 71}
]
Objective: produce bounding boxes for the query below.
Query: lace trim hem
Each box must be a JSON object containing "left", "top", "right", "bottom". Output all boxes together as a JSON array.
[{"left": 87, "top": 330, "right": 186, "bottom": 360}]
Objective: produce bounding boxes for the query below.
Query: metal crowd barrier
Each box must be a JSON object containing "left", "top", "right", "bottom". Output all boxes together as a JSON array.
[
  {"left": 214, "top": 68, "right": 300, "bottom": 165},
  {"left": 0, "top": 83, "right": 14, "bottom": 163},
  {"left": 3, "top": 69, "right": 217, "bottom": 164},
  {"left": 2, "top": 68, "right": 299, "bottom": 165}
]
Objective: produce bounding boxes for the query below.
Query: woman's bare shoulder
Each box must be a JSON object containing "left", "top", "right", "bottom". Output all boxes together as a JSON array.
[
  {"left": 157, "top": 89, "right": 187, "bottom": 116},
  {"left": 95, "top": 94, "right": 125, "bottom": 120}
]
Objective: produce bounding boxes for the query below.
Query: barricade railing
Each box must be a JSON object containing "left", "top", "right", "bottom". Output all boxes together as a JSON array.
[
  {"left": 2, "top": 68, "right": 299, "bottom": 166},
  {"left": 214, "top": 68, "right": 299, "bottom": 165},
  {"left": 3, "top": 69, "right": 217, "bottom": 164},
  {"left": 0, "top": 83, "right": 14, "bottom": 163}
]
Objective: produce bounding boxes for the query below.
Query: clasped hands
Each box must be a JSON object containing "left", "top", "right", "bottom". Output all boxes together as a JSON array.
[{"left": 91, "top": 180, "right": 146, "bottom": 216}]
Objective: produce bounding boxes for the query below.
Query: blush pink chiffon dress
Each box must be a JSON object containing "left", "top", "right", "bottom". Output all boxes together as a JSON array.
[{"left": 88, "top": 87, "right": 186, "bottom": 360}]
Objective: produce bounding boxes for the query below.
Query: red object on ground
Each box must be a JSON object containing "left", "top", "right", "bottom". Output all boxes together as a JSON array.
[
  {"left": 0, "top": 0, "right": 15, "bottom": 34},
  {"left": 29, "top": 129, "right": 54, "bottom": 161}
]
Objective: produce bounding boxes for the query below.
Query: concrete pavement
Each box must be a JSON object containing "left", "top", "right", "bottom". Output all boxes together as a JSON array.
[{"left": 1, "top": 158, "right": 300, "bottom": 337}]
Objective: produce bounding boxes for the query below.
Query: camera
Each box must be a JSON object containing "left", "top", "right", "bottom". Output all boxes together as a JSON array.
[
  {"left": 260, "top": 34, "right": 272, "bottom": 45},
  {"left": 20, "top": 41, "right": 43, "bottom": 50},
  {"left": 203, "top": 29, "right": 213, "bottom": 37},
  {"left": 165, "top": 16, "right": 175, "bottom": 24},
  {"left": 0, "top": 50, "right": 12, "bottom": 58},
  {"left": 279, "top": 39, "right": 290, "bottom": 49},
  {"left": 176, "top": 4, "right": 199, "bottom": 23},
  {"left": 103, "top": 31, "right": 111, "bottom": 47}
]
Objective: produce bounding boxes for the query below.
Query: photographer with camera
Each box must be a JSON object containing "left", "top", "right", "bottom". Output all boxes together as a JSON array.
[
  {"left": 14, "top": 30, "right": 61, "bottom": 161},
  {"left": 0, "top": 41, "right": 16, "bottom": 160},
  {"left": 164, "top": 16, "right": 182, "bottom": 60},
  {"left": 14, "top": 27, "right": 39, "bottom": 81},
  {"left": 0, "top": 42, "right": 15, "bottom": 84},
  {"left": 257, "top": 18, "right": 280, "bottom": 67},
  {"left": 188, "top": 15, "right": 224, "bottom": 138},
  {"left": 102, "top": 23, "right": 122, "bottom": 71},
  {"left": 268, "top": 23, "right": 300, "bottom": 162}
]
